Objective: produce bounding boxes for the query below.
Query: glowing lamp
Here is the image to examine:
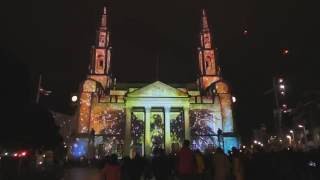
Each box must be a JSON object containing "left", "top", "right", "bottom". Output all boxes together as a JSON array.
[
  {"left": 298, "top": 124, "right": 304, "bottom": 128},
  {"left": 278, "top": 78, "right": 284, "bottom": 83},
  {"left": 279, "top": 84, "right": 285, "bottom": 90},
  {"left": 4, "top": 152, "right": 8, "bottom": 156},
  {"left": 71, "top": 95, "right": 78, "bottom": 102},
  {"left": 232, "top": 96, "right": 237, "bottom": 103},
  {"left": 20, "top": 151, "right": 27, "bottom": 157},
  {"left": 289, "top": 130, "right": 294, "bottom": 134}
]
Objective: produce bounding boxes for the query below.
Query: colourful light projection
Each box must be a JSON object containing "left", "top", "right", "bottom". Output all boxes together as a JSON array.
[
  {"left": 216, "top": 81, "right": 229, "bottom": 93},
  {"left": 79, "top": 93, "right": 92, "bottom": 133},
  {"left": 101, "top": 136, "right": 124, "bottom": 156},
  {"left": 95, "top": 49, "right": 106, "bottom": 74},
  {"left": 83, "top": 80, "right": 96, "bottom": 92},
  {"left": 71, "top": 138, "right": 88, "bottom": 157},
  {"left": 150, "top": 112, "right": 164, "bottom": 150},
  {"left": 200, "top": 76, "right": 220, "bottom": 90},
  {"left": 203, "top": 50, "right": 215, "bottom": 75},
  {"left": 190, "top": 109, "right": 217, "bottom": 151},
  {"left": 170, "top": 111, "right": 184, "bottom": 145},
  {"left": 131, "top": 112, "right": 145, "bottom": 147},
  {"left": 88, "top": 75, "right": 107, "bottom": 89},
  {"left": 219, "top": 94, "right": 233, "bottom": 132},
  {"left": 90, "top": 105, "right": 125, "bottom": 137}
]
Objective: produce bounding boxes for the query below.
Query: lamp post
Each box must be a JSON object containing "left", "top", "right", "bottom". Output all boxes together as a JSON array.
[
  {"left": 289, "top": 130, "right": 295, "bottom": 142},
  {"left": 298, "top": 124, "right": 307, "bottom": 143},
  {"left": 35, "top": 74, "right": 52, "bottom": 104}
]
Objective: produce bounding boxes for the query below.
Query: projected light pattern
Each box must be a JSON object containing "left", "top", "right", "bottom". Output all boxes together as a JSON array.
[
  {"left": 83, "top": 80, "right": 96, "bottom": 92},
  {"left": 219, "top": 94, "right": 233, "bottom": 132},
  {"left": 71, "top": 138, "right": 87, "bottom": 157},
  {"left": 190, "top": 109, "right": 217, "bottom": 151},
  {"left": 102, "top": 136, "right": 124, "bottom": 156},
  {"left": 74, "top": 7, "right": 239, "bottom": 157},
  {"left": 192, "top": 136, "right": 218, "bottom": 151},
  {"left": 170, "top": 111, "right": 184, "bottom": 145},
  {"left": 91, "top": 106, "right": 125, "bottom": 139},
  {"left": 79, "top": 93, "right": 92, "bottom": 133},
  {"left": 150, "top": 112, "right": 164, "bottom": 150},
  {"left": 131, "top": 112, "right": 145, "bottom": 146}
]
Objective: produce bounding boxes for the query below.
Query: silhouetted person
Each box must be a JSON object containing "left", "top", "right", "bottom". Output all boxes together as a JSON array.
[
  {"left": 195, "top": 149, "right": 205, "bottom": 180},
  {"left": 177, "top": 140, "right": 195, "bottom": 180},
  {"left": 129, "top": 154, "right": 145, "bottom": 180},
  {"left": 152, "top": 148, "right": 169, "bottom": 180},
  {"left": 217, "top": 129, "right": 223, "bottom": 148},
  {"left": 101, "top": 154, "right": 121, "bottom": 180},
  {"left": 231, "top": 147, "right": 244, "bottom": 180},
  {"left": 89, "top": 128, "right": 95, "bottom": 144},
  {"left": 212, "top": 147, "right": 230, "bottom": 180}
]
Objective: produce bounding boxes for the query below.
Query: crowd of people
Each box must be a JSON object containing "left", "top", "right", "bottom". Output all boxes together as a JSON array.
[{"left": 99, "top": 140, "right": 320, "bottom": 180}]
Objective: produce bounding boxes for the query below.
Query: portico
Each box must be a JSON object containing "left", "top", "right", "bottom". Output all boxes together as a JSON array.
[{"left": 124, "top": 81, "right": 190, "bottom": 155}]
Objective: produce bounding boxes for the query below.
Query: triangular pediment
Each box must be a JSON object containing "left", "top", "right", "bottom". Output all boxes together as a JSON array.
[{"left": 127, "top": 81, "right": 188, "bottom": 98}]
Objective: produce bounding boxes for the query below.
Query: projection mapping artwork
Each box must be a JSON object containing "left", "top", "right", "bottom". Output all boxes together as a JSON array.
[
  {"left": 190, "top": 109, "right": 218, "bottom": 150},
  {"left": 74, "top": 7, "right": 238, "bottom": 157},
  {"left": 170, "top": 111, "right": 184, "bottom": 145},
  {"left": 131, "top": 112, "right": 145, "bottom": 147},
  {"left": 150, "top": 112, "right": 164, "bottom": 150},
  {"left": 92, "top": 108, "right": 125, "bottom": 136}
]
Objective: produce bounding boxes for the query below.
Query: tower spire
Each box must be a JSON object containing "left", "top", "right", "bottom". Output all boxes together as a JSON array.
[
  {"left": 100, "top": 6, "right": 107, "bottom": 30},
  {"left": 88, "top": 6, "right": 113, "bottom": 90},
  {"left": 197, "top": 9, "right": 220, "bottom": 91},
  {"left": 201, "top": 9, "right": 209, "bottom": 32}
]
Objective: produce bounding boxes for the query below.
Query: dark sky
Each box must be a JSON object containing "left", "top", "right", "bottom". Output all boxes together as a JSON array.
[{"left": 1, "top": 0, "right": 319, "bottom": 140}]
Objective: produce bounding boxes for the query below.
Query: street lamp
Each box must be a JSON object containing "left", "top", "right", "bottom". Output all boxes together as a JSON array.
[
  {"left": 289, "top": 130, "right": 295, "bottom": 142},
  {"left": 232, "top": 96, "right": 237, "bottom": 103},
  {"left": 71, "top": 95, "right": 78, "bottom": 102},
  {"left": 298, "top": 124, "right": 307, "bottom": 143},
  {"left": 286, "top": 135, "right": 292, "bottom": 145}
]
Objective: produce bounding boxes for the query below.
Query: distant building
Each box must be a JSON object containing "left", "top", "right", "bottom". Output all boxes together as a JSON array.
[{"left": 75, "top": 7, "right": 238, "bottom": 157}]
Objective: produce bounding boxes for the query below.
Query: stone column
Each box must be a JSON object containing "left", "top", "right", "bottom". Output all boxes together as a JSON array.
[
  {"left": 184, "top": 107, "right": 190, "bottom": 141},
  {"left": 164, "top": 106, "right": 171, "bottom": 153},
  {"left": 145, "top": 106, "right": 151, "bottom": 156},
  {"left": 124, "top": 107, "right": 132, "bottom": 156}
]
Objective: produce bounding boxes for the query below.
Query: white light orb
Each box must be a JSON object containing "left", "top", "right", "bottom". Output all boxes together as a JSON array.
[{"left": 71, "top": 95, "right": 78, "bottom": 102}]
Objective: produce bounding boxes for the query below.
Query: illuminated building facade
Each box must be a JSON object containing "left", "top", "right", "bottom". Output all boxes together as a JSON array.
[{"left": 75, "top": 7, "right": 238, "bottom": 157}]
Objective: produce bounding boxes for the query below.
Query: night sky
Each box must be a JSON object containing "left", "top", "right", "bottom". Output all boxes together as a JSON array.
[{"left": 1, "top": 0, "right": 319, "bottom": 140}]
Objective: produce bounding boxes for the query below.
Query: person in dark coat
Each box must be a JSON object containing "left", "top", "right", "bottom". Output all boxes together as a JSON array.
[{"left": 177, "top": 140, "right": 195, "bottom": 180}]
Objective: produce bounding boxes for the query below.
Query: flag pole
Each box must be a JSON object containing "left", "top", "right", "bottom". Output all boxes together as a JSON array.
[{"left": 36, "top": 74, "right": 42, "bottom": 104}]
